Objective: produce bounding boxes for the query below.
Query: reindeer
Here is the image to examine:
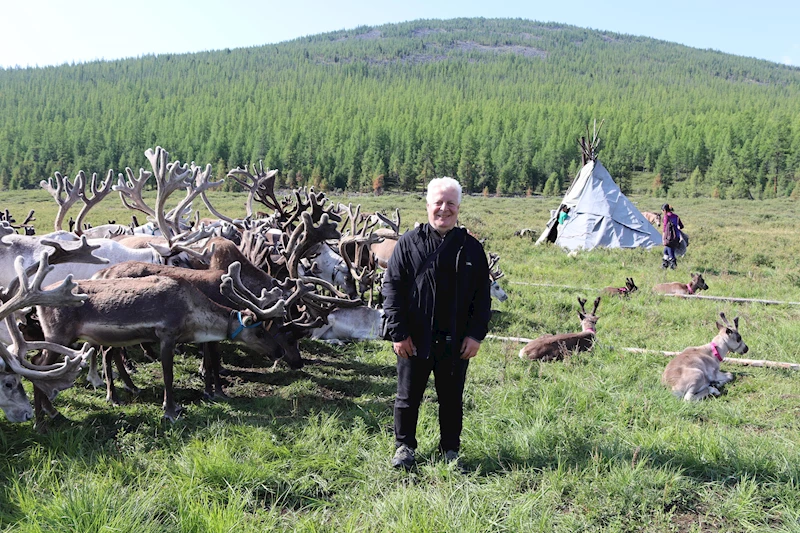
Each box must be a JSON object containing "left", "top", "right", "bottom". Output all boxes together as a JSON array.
[
  {"left": 642, "top": 211, "right": 661, "bottom": 227},
  {"left": 519, "top": 297, "right": 600, "bottom": 361},
  {"left": 487, "top": 252, "right": 508, "bottom": 302},
  {"left": 0, "top": 253, "right": 95, "bottom": 423},
  {"left": 34, "top": 263, "right": 303, "bottom": 422},
  {"left": 601, "top": 277, "right": 638, "bottom": 297},
  {"left": 310, "top": 305, "right": 384, "bottom": 344},
  {"left": 653, "top": 273, "right": 708, "bottom": 295},
  {"left": 662, "top": 313, "right": 748, "bottom": 401}
]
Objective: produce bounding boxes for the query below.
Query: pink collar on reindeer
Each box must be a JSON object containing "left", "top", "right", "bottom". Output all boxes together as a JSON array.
[
  {"left": 584, "top": 328, "right": 596, "bottom": 334},
  {"left": 686, "top": 283, "right": 694, "bottom": 295},
  {"left": 709, "top": 342, "right": 723, "bottom": 361}
]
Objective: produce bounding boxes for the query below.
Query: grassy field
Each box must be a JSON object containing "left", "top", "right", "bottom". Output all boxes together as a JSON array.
[{"left": 1, "top": 187, "right": 800, "bottom": 532}]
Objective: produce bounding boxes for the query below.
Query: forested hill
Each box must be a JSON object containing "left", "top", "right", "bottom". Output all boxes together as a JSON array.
[{"left": 1, "top": 18, "right": 800, "bottom": 198}]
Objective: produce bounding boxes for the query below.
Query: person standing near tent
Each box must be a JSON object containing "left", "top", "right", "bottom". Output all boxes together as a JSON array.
[
  {"left": 382, "top": 176, "right": 492, "bottom": 472},
  {"left": 661, "top": 203, "right": 684, "bottom": 269},
  {"left": 557, "top": 205, "right": 571, "bottom": 225}
]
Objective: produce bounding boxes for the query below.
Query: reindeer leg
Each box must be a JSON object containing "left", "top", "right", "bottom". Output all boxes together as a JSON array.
[
  {"left": 104, "top": 346, "right": 122, "bottom": 405},
  {"left": 86, "top": 348, "right": 105, "bottom": 389},
  {"left": 202, "top": 342, "right": 226, "bottom": 400},
  {"left": 159, "top": 339, "right": 183, "bottom": 422},
  {"left": 31, "top": 349, "right": 66, "bottom": 428},
  {"left": 114, "top": 347, "right": 140, "bottom": 395}
]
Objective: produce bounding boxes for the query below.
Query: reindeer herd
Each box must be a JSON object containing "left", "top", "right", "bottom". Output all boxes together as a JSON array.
[
  {"left": 0, "top": 147, "right": 752, "bottom": 427},
  {"left": 0, "top": 147, "right": 510, "bottom": 425}
]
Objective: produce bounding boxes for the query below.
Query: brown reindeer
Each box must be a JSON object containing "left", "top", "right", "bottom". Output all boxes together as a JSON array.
[
  {"left": 35, "top": 268, "right": 297, "bottom": 422},
  {"left": 662, "top": 313, "right": 748, "bottom": 401},
  {"left": 601, "top": 277, "right": 638, "bottom": 297},
  {"left": 518, "top": 297, "right": 601, "bottom": 361},
  {"left": 653, "top": 273, "right": 708, "bottom": 295},
  {"left": 642, "top": 211, "right": 661, "bottom": 227}
]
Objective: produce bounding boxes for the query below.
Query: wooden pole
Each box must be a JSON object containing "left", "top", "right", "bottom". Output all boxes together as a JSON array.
[
  {"left": 484, "top": 335, "right": 800, "bottom": 370},
  {"left": 508, "top": 281, "right": 800, "bottom": 306},
  {"left": 660, "top": 293, "right": 800, "bottom": 306}
]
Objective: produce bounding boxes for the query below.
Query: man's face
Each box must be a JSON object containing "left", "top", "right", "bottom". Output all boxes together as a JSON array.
[{"left": 427, "top": 186, "right": 460, "bottom": 234}]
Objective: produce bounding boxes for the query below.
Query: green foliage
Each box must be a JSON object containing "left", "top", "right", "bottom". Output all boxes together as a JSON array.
[{"left": 1, "top": 18, "right": 800, "bottom": 198}]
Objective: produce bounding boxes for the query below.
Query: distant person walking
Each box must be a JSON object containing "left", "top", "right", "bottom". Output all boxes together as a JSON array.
[
  {"left": 661, "top": 203, "right": 684, "bottom": 269},
  {"left": 382, "top": 176, "right": 492, "bottom": 472}
]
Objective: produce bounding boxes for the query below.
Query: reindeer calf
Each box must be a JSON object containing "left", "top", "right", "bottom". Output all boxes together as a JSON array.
[
  {"left": 662, "top": 313, "right": 748, "bottom": 401},
  {"left": 519, "top": 297, "right": 600, "bottom": 361},
  {"left": 601, "top": 277, "right": 637, "bottom": 297},
  {"left": 653, "top": 273, "right": 708, "bottom": 295}
]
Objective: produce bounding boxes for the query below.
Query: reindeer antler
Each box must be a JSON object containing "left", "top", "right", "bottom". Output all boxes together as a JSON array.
[
  {"left": 40, "top": 171, "right": 84, "bottom": 232},
  {"left": 74, "top": 170, "right": 115, "bottom": 233},
  {"left": 487, "top": 252, "right": 504, "bottom": 281}
]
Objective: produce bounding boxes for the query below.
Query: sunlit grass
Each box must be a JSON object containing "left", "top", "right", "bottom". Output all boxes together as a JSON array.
[{"left": 1, "top": 189, "right": 799, "bottom": 531}]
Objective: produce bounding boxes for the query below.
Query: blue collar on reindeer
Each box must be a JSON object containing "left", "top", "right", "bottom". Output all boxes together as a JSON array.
[{"left": 230, "top": 311, "right": 262, "bottom": 340}]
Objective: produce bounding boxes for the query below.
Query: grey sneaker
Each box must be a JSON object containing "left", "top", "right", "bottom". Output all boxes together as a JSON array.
[
  {"left": 444, "top": 449, "right": 466, "bottom": 473},
  {"left": 392, "top": 444, "right": 416, "bottom": 470}
]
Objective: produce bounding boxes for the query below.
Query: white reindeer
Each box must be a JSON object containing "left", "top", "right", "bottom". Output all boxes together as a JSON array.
[{"left": 662, "top": 313, "right": 748, "bottom": 401}]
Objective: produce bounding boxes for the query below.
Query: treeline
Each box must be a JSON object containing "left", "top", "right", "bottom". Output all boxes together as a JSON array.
[{"left": 1, "top": 17, "right": 800, "bottom": 199}]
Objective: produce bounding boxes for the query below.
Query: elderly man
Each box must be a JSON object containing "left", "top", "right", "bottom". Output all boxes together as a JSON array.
[{"left": 382, "top": 176, "right": 491, "bottom": 471}]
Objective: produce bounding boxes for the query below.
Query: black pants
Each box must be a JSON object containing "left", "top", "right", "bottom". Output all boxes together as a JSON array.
[{"left": 394, "top": 336, "right": 470, "bottom": 452}]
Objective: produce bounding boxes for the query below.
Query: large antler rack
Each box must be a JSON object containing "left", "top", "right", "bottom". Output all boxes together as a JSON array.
[
  {"left": 275, "top": 275, "right": 361, "bottom": 330},
  {"left": 487, "top": 252, "right": 504, "bottom": 281},
  {"left": 219, "top": 261, "right": 286, "bottom": 322},
  {"left": 0, "top": 253, "right": 94, "bottom": 395},
  {"left": 284, "top": 211, "right": 342, "bottom": 279},
  {"left": 225, "top": 162, "right": 282, "bottom": 219},
  {"left": 115, "top": 147, "right": 224, "bottom": 244},
  {"left": 40, "top": 171, "right": 84, "bottom": 232}
]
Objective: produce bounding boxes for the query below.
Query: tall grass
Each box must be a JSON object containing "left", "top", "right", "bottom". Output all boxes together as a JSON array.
[{"left": 1, "top": 189, "right": 799, "bottom": 531}]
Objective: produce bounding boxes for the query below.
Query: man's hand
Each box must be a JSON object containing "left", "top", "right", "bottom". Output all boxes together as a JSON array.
[
  {"left": 460, "top": 337, "right": 481, "bottom": 359},
  {"left": 393, "top": 337, "right": 416, "bottom": 358}
]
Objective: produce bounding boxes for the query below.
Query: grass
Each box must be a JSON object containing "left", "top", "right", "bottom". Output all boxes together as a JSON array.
[{"left": 1, "top": 187, "right": 800, "bottom": 531}]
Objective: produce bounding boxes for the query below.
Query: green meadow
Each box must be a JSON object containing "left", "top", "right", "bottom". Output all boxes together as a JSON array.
[{"left": 1, "top": 189, "right": 799, "bottom": 532}]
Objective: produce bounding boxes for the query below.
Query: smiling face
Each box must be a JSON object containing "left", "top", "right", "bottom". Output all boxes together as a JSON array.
[{"left": 427, "top": 185, "right": 460, "bottom": 234}]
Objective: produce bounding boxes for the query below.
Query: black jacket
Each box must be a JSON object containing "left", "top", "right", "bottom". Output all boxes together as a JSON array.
[{"left": 382, "top": 223, "right": 492, "bottom": 359}]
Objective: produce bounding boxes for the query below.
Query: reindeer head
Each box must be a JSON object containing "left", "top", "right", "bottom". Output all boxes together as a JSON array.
[
  {"left": 577, "top": 296, "right": 601, "bottom": 333},
  {"left": 487, "top": 252, "right": 508, "bottom": 302},
  {"left": 715, "top": 313, "right": 748, "bottom": 355},
  {"left": 691, "top": 273, "right": 709, "bottom": 292},
  {"left": 625, "top": 277, "right": 638, "bottom": 293}
]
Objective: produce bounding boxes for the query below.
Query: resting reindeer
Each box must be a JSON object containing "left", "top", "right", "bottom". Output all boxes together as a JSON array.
[
  {"left": 35, "top": 264, "right": 299, "bottom": 422},
  {"left": 518, "top": 297, "right": 600, "bottom": 361},
  {"left": 653, "top": 273, "right": 708, "bottom": 295},
  {"left": 601, "top": 277, "right": 638, "bottom": 298},
  {"left": 662, "top": 313, "right": 748, "bottom": 401},
  {"left": 642, "top": 211, "right": 661, "bottom": 227}
]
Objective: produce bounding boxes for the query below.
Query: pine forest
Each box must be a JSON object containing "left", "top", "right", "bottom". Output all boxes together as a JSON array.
[{"left": 1, "top": 17, "right": 800, "bottom": 199}]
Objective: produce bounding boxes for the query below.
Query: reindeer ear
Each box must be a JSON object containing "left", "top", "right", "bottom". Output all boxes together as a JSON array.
[
  {"left": 242, "top": 313, "right": 256, "bottom": 327},
  {"left": 734, "top": 317, "right": 739, "bottom": 329},
  {"left": 716, "top": 321, "right": 724, "bottom": 330}
]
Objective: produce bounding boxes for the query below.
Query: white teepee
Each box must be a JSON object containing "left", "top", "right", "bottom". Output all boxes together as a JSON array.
[{"left": 536, "top": 159, "right": 661, "bottom": 251}]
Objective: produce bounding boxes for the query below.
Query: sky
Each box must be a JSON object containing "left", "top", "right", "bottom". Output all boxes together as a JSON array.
[{"left": 1, "top": 0, "right": 798, "bottom": 69}]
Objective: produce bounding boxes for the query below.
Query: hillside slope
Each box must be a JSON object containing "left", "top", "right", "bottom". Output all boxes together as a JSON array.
[{"left": 1, "top": 18, "right": 799, "bottom": 198}]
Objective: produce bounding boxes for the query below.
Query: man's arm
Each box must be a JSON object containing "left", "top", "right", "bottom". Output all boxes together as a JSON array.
[
  {"left": 463, "top": 242, "right": 492, "bottom": 345},
  {"left": 381, "top": 235, "right": 411, "bottom": 343}
]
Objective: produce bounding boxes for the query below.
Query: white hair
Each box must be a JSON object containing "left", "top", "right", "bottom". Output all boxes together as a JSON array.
[{"left": 426, "top": 177, "right": 462, "bottom": 205}]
